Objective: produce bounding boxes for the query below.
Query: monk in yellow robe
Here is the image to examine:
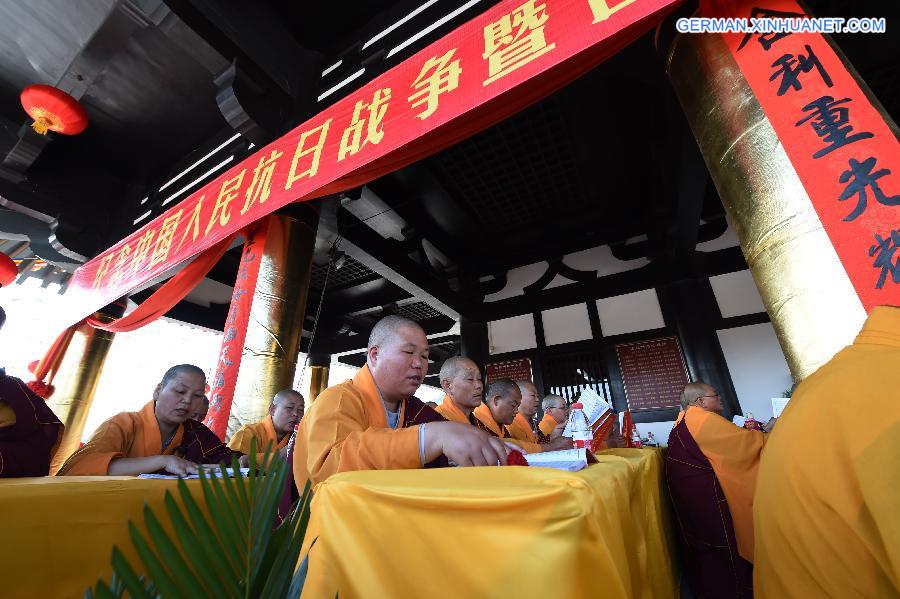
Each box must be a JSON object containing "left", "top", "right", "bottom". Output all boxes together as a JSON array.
[
  {"left": 57, "top": 364, "right": 240, "bottom": 476},
  {"left": 474, "top": 379, "right": 571, "bottom": 453},
  {"left": 434, "top": 356, "right": 484, "bottom": 426},
  {"left": 754, "top": 306, "right": 900, "bottom": 598},
  {"left": 666, "top": 381, "right": 768, "bottom": 598},
  {"left": 538, "top": 394, "right": 568, "bottom": 438},
  {"left": 0, "top": 305, "right": 64, "bottom": 477},
  {"left": 294, "top": 316, "right": 511, "bottom": 492},
  {"left": 506, "top": 380, "right": 544, "bottom": 443},
  {"left": 228, "top": 389, "right": 304, "bottom": 456}
]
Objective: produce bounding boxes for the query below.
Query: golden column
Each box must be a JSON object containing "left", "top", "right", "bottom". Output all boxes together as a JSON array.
[
  {"left": 49, "top": 301, "right": 124, "bottom": 473},
  {"left": 227, "top": 206, "right": 317, "bottom": 438},
  {"left": 307, "top": 353, "right": 330, "bottom": 402},
  {"left": 657, "top": 14, "right": 868, "bottom": 381}
]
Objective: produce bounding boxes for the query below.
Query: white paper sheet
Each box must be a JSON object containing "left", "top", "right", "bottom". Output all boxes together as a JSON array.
[
  {"left": 524, "top": 448, "right": 589, "bottom": 472},
  {"left": 138, "top": 467, "right": 250, "bottom": 480},
  {"left": 771, "top": 398, "right": 790, "bottom": 418}
]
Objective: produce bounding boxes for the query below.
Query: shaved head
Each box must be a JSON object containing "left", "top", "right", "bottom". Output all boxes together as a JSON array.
[
  {"left": 367, "top": 315, "right": 424, "bottom": 350},
  {"left": 272, "top": 389, "right": 304, "bottom": 408},
  {"left": 439, "top": 356, "right": 478, "bottom": 386},
  {"left": 680, "top": 381, "right": 723, "bottom": 413},
  {"left": 542, "top": 394, "right": 566, "bottom": 410}
]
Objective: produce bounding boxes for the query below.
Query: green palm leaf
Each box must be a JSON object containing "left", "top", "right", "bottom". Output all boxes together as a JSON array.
[{"left": 88, "top": 446, "right": 316, "bottom": 598}]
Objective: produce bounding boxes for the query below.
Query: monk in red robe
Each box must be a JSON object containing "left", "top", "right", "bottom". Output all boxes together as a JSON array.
[
  {"left": 228, "top": 389, "right": 304, "bottom": 457},
  {"left": 57, "top": 364, "right": 240, "bottom": 476},
  {"left": 294, "top": 316, "right": 510, "bottom": 492},
  {"left": 0, "top": 305, "right": 64, "bottom": 477},
  {"left": 474, "top": 379, "right": 572, "bottom": 453},
  {"left": 434, "top": 356, "right": 484, "bottom": 427},
  {"left": 666, "top": 381, "right": 769, "bottom": 598}
]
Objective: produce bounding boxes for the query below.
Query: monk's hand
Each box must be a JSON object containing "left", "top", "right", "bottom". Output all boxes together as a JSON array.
[
  {"left": 163, "top": 455, "right": 199, "bottom": 477},
  {"left": 424, "top": 421, "right": 510, "bottom": 467},
  {"left": 543, "top": 436, "right": 574, "bottom": 451},
  {"left": 550, "top": 422, "right": 567, "bottom": 439}
]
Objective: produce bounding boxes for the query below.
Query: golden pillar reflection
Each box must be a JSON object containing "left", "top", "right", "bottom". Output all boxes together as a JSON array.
[
  {"left": 658, "top": 16, "right": 866, "bottom": 381},
  {"left": 48, "top": 304, "right": 123, "bottom": 474},
  {"left": 308, "top": 365, "right": 329, "bottom": 403},
  {"left": 227, "top": 208, "right": 316, "bottom": 438}
]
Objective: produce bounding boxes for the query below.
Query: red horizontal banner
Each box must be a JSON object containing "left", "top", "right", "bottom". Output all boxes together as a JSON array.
[
  {"left": 712, "top": 0, "right": 899, "bottom": 310},
  {"left": 60, "top": 0, "right": 679, "bottom": 327}
]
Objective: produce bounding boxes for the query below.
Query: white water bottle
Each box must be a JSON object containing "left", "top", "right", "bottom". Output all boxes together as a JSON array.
[{"left": 568, "top": 402, "right": 592, "bottom": 450}]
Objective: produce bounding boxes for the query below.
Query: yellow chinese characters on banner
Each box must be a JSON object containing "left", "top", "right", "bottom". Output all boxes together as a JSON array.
[
  {"left": 285, "top": 119, "right": 332, "bottom": 190},
  {"left": 205, "top": 171, "right": 245, "bottom": 235},
  {"left": 588, "top": 0, "right": 640, "bottom": 23},
  {"left": 241, "top": 149, "right": 284, "bottom": 215},
  {"left": 483, "top": 0, "right": 556, "bottom": 85},
  {"left": 409, "top": 49, "right": 463, "bottom": 120},
  {"left": 339, "top": 89, "right": 392, "bottom": 161}
]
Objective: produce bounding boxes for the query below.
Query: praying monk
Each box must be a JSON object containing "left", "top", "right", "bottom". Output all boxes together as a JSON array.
[
  {"left": 474, "top": 379, "right": 572, "bottom": 452},
  {"left": 228, "top": 389, "right": 304, "bottom": 457},
  {"left": 58, "top": 364, "right": 241, "bottom": 476},
  {"left": 539, "top": 394, "right": 569, "bottom": 439},
  {"left": 506, "top": 380, "right": 547, "bottom": 443},
  {"left": 294, "top": 315, "right": 512, "bottom": 492},
  {"left": 754, "top": 306, "right": 900, "bottom": 598},
  {"left": 666, "top": 381, "right": 768, "bottom": 598},
  {"left": 434, "top": 356, "right": 485, "bottom": 427},
  {"left": 0, "top": 305, "right": 64, "bottom": 476}
]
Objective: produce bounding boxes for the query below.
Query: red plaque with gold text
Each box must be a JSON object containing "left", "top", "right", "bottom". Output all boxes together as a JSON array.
[
  {"left": 485, "top": 358, "right": 533, "bottom": 384},
  {"left": 615, "top": 336, "right": 689, "bottom": 411}
]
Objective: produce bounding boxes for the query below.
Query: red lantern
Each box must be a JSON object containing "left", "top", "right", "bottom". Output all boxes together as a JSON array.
[
  {"left": 0, "top": 253, "right": 17, "bottom": 287},
  {"left": 20, "top": 84, "right": 88, "bottom": 136}
]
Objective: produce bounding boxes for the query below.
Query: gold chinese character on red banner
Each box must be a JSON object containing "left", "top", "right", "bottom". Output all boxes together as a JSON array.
[
  {"left": 149, "top": 209, "right": 183, "bottom": 269},
  {"left": 130, "top": 228, "right": 156, "bottom": 275},
  {"left": 338, "top": 88, "right": 391, "bottom": 161},
  {"left": 205, "top": 171, "right": 246, "bottom": 235},
  {"left": 483, "top": 0, "right": 556, "bottom": 86},
  {"left": 587, "top": 0, "right": 638, "bottom": 23},
  {"left": 91, "top": 254, "right": 113, "bottom": 289},
  {"left": 177, "top": 197, "right": 204, "bottom": 251},
  {"left": 106, "top": 243, "right": 132, "bottom": 289},
  {"left": 285, "top": 119, "right": 332, "bottom": 190},
  {"left": 241, "top": 149, "right": 283, "bottom": 215},
  {"left": 409, "top": 49, "right": 462, "bottom": 120}
]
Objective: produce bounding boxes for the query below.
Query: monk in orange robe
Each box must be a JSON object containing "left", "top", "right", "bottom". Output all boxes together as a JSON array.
[
  {"left": 666, "top": 381, "right": 769, "bottom": 598},
  {"left": 57, "top": 364, "right": 240, "bottom": 476},
  {"left": 294, "top": 316, "right": 511, "bottom": 492},
  {"left": 754, "top": 306, "right": 900, "bottom": 598},
  {"left": 434, "top": 356, "right": 484, "bottom": 426},
  {"left": 538, "top": 394, "right": 568, "bottom": 438},
  {"left": 228, "top": 389, "right": 304, "bottom": 456},
  {"left": 474, "top": 379, "right": 571, "bottom": 453},
  {"left": 0, "top": 305, "right": 64, "bottom": 477},
  {"left": 506, "top": 380, "right": 544, "bottom": 443}
]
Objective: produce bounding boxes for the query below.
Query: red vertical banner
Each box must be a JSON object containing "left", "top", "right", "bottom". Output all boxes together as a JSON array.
[
  {"left": 204, "top": 219, "right": 269, "bottom": 439},
  {"left": 710, "top": 0, "right": 899, "bottom": 309}
]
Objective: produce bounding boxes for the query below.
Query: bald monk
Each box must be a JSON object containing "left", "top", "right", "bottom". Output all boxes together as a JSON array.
[
  {"left": 228, "top": 389, "right": 304, "bottom": 457},
  {"left": 506, "top": 380, "right": 544, "bottom": 443},
  {"left": 666, "top": 381, "right": 768, "bottom": 598},
  {"left": 294, "top": 316, "right": 511, "bottom": 492},
  {"left": 0, "top": 305, "right": 64, "bottom": 477},
  {"left": 189, "top": 394, "right": 209, "bottom": 422},
  {"left": 754, "top": 306, "right": 900, "bottom": 598},
  {"left": 539, "top": 394, "right": 569, "bottom": 439},
  {"left": 474, "top": 379, "right": 572, "bottom": 453},
  {"left": 58, "top": 364, "right": 241, "bottom": 476},
  {"left": 434, "top": 356, "right": 484, "bottom": 427}
]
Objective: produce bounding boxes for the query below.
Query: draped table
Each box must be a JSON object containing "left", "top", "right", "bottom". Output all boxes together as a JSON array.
[
  {"left": 302, "top": 448, "right": 679, "bottom": 598},
  {"left": 0, "top": 476, "right": 210, "bottom": 598}
]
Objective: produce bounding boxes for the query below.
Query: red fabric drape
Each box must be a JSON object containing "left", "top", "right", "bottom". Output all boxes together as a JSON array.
[
  {"left": 26, "top": 322, "right": 82, "bottom": 398},
  {"left": 88, "top": 233, "right": 237, "bottom": 333},
  {"left": 622, "top": 411, "right": 636, "bottom": 448}
]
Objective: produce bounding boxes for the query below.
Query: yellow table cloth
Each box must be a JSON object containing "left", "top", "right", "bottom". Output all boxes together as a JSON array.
[
  {"left": 0, "top": 476, "right": 209, "bottom": 599},
  {"left": 302, "top": 448, "right": 678, "bottom": 599}
]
